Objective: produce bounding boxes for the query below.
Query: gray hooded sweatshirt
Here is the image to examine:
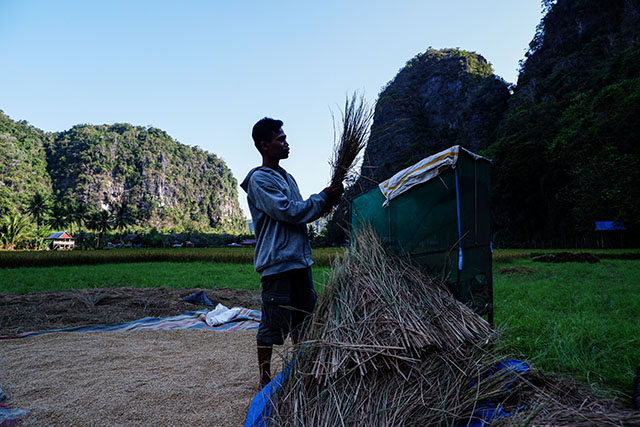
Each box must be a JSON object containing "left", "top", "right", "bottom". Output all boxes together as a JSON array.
[{"left": 240, "top": 166, "right": 328, "bottom": 277}]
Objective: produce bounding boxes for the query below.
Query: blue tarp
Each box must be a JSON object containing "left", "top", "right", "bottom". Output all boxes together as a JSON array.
[
  {"left": 244, "top": 353, "right": 298, "bottom": 427},
  {"left": 244, "top": 358, "right": 529, "bottom": 427},
  {"left": 0, "top": 386, "right": 31, "bottom": 425},
  {"left": 183, "top": 291, "right": 215, "bottom": 307},
  {"left": 595, "top": 221, "right": 626, "bottom": 231}
]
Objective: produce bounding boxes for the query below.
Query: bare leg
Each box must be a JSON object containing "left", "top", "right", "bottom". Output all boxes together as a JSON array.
[{"left": 257, "top": 339, "right": 273, "bottom": 388}]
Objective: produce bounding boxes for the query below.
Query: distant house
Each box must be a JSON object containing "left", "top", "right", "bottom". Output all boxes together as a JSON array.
[
  {"left": 595, "top": 221, "right": 626, "bottom": 248},
  {"left": 107, "top": 238, "right": 122, "bottom": 249},
  {"left": 123, "top": 233, "right": 142, "bottom": 248},
  {"left": 45, "top": 231, "right": 75, "bottom": 250}
]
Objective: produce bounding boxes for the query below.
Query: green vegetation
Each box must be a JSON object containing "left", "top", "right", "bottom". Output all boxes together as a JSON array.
[
  {"left": 0, "top": 262, "right": 333, "bottom": 295},
  {"left": 0, "top": 112, "right": 53, "bottom": 215},
  {"left": 485, "top": 0, "right": 640, "bottom": 247},
  {"left": 401, "top": 48, "right": 493, "bottom": 78},
  {"left": 0, "top": 247, "right": 344, "bottom": 268},
  {"left": 46, "top": 123, "right": 246, "bottom": 233},
  {"left": 493, "top": 248, "right": 640, "bottom": 264},
  {"left": 0, "top": 212, "right": 30, "bottom": 250},
  {"left": 0, "top": 213, "right": 251, "bottom": 250},
  {"left": 494, "top": 258, "right": 640, "bottom": 398}
]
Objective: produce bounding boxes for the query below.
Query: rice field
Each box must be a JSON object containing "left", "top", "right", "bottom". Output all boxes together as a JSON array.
[
  {"left": 2, "top": 247, "right": 635, "bottom": 269},
  {"left": 0, "top": 247, "right": 344, "bottom": 269}
]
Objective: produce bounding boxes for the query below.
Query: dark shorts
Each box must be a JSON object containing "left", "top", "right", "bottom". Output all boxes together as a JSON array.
[{"left": 256, "top": 267, "right": 317, "bottom": 345}]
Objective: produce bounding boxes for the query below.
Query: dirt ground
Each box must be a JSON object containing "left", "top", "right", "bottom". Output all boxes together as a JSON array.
[
  {"left": 0, "top": 287, "right": 278, "bottom": 426},
  {"left": 0, "top": 287, "right": 262, "bottom": 336}
]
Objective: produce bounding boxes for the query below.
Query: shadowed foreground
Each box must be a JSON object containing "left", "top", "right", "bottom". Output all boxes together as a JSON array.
[{"left": 1, "top": 330, "right": 286, "bottom": 425}]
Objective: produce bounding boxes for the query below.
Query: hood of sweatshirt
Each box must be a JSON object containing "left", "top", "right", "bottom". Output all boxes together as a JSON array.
[
  {"left": 240, "top": 167, "right": 262, "bottom": 193},
  {"left": 241, "top": 166, "right": 287, "bottom": 193}
]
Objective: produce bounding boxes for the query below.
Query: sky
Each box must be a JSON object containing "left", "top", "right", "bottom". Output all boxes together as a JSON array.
[{"left": 1, "top": 0, "right": 543, "bottom": 218}]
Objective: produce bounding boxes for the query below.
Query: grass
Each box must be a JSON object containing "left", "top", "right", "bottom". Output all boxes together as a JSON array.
[
  {"left": 0, "top": 262, "right": 333, "bottom": 294},
  {"left": 494, "top": 258, "right": 640, "bottom": 398}
]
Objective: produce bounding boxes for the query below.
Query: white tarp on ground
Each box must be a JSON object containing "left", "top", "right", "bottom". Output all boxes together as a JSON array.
[{"left": 378, "top": 145, "right": 488, "bottom": 207}]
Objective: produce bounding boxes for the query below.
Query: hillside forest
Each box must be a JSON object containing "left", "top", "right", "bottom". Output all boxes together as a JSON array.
[{"left": 0, "top": 116, "right": 247, "bottom": 249}]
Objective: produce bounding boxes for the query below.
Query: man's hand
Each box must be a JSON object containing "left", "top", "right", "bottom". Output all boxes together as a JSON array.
[{"left": 321, "top": 183, "right": 344, "bottom": 210}]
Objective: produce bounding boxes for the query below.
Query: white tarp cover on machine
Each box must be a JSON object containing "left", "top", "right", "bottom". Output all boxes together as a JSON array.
[{"left": 378, "top": 145, "right": 488, "bottom": 207}]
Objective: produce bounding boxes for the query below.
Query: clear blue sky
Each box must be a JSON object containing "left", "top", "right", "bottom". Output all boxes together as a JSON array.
[{"left": 1, "top": 0, "right": 542, "bottom": 218}]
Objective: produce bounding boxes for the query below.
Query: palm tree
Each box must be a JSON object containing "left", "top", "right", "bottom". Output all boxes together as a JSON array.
[
  {"left": 72, "top": 202, "right": 90, "bottom": 246},
  {"left": 73, "top": 202, "right": 90, "bottom": 233},
  {"left": 113, "top": 203, "right": 135, "bottom": 233},
  {"left": 34, "top": 225, "right": 52, "bottom": 250},
  {"left": 85, "top": 209, "right": 99, "bottom": 247},
  {"left": 89, "top": 210, "right": 113, "bottom": 249},
  {"left": 48, "top": 202, "right": 68, "bottom": 232},
  {"left": 0, "top": 212, "right": 30, "bottom": 249},
  {"left": 26, "top": 192, "right": 49, "bottom": 232},
  {"left": 64, "top": 199, "right": 79, "bottom": 235}
]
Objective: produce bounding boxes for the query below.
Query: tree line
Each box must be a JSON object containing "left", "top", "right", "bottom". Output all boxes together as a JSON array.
[{"left": 0, "top": 191, "right": 136, "bottom": 250}]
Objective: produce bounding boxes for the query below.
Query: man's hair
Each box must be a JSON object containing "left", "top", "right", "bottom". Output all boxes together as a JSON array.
[{"left": 252, "top": 117, "right": 283, "bottom": 154}]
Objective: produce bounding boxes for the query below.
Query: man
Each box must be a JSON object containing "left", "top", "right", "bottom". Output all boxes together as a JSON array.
[{"left": 240, "top": 117, "right": 343, "bottom": 388}]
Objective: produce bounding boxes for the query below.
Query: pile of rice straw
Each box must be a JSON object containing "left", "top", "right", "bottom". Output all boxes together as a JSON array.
[{"left": 269, "top": 227, "right": 640, "bottom": 426}]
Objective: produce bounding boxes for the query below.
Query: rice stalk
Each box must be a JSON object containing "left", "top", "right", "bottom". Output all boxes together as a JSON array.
[{"left": 329, "top": 92, "right": 373, "bottom": 188}]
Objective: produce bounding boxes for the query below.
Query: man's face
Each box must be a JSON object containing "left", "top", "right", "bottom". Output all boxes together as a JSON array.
[{"left": 262, "top": 128, "right": 290, "bottom": 159}]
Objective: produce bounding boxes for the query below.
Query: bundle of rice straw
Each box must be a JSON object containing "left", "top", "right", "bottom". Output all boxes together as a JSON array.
[
  {"left": 268, "top": 226, "right": 640, "bottom": 426},
  {"left": 329, "top": 92, "right": 373, "bottom": 188}
]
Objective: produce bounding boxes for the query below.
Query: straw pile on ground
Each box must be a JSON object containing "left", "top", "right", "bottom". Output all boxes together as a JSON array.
[{"left": 269, "top": 227, "right": 640, "bottom": 426}]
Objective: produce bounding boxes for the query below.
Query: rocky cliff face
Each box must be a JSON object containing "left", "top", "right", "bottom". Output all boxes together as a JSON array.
[
  {"left": 514, "top": 0, "right": 640, "bottom": 107},
  {"left": 46, "top": 123, "right": 246, "bottom": 232},
  {"left": 0, "top": 115, "right": 247, "bottom": 233},
  {"left": 355, "top": 49, "right": 510, "bottom": 192}
]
